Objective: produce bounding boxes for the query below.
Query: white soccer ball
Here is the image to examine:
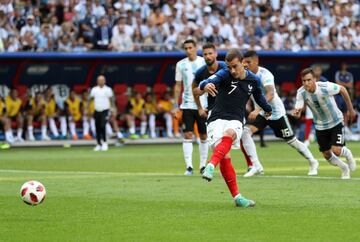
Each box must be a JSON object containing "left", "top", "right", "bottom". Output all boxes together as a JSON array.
[{"left": 20, "top": 181, "right": 46, "bottom": 206}]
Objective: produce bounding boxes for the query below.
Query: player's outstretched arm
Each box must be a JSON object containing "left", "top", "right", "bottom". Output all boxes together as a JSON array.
[
  {"left": 252, "top": 82, "right": 271, "bottom": 114},
  {"left": 173, "top": 82, "right": 182, "bottom": 110},
  {"left": 292, "top": 108, "right": 302, "bottom": 119},
  {"left": 199, "top": 73, "right": 224, "bottom": 97},
  {"left": 293, "top": 91, "right": 304, "bottom": 119},
  {"left": 192, "top": 82, "right": 207, "bottom": 118}
]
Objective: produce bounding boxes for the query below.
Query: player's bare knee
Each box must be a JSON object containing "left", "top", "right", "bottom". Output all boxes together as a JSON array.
[
  {"left": 223, "top": 129, "right": 236, "bottom": 140},
  {"left": 199, "top": 133, "right": 207, "bottom": 141},
  {"left": 184, "top": 132, "right": 193, "bottom": 139},
  {"left": 322, "top": 150, "right": 332, "bottom": 160},
  {"left": 331, "top": 146, "right": 342, "bottom": 156}
]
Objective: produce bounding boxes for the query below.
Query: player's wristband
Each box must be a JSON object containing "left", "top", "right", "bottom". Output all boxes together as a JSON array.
[{"left": 173, "top": 103, "right": 179, "bottom": 109}]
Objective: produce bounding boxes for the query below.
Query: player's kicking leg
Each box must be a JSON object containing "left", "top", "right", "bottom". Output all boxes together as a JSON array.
[{"left": 202, "top": 120, "right": 255, "bottom": 207}]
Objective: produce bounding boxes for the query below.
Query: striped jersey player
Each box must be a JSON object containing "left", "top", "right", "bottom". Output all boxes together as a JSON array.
[{"left": 293, "top": 67, "right": 356, "bottom": 179}]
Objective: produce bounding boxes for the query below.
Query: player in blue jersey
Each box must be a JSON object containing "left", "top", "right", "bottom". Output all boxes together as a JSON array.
[
  {"left": 199, "top": 48, "right": 272, "bottom": 207},
  {"left": 193, "top": 44, "right": 254, "bottom": 171},
  {"left": 240, "top": 51, "right": 319, "bottom": 177},
  {"left": 293, "top": 67, "right": 356, "bottom": 179},
  {"left": 192, "top": 43, "right": 227, "bottom": 117}
]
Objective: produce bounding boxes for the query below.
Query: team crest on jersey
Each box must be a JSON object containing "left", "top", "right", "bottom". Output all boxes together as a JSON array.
[
  {"left": 248, "top": 84, "right": 253, "bottom": 95},
  {"left": 209, "top": 74, "right": 216, "bottom": 80}
]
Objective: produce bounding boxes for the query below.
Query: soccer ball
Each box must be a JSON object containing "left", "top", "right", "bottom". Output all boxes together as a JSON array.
[{"left": 20, "top": 181, "right": 46, "bottom": 206}]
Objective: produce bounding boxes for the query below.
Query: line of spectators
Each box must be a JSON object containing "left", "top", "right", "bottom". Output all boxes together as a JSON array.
[{"left": 0, "top": 0, "right": 359, "bottom": 52}]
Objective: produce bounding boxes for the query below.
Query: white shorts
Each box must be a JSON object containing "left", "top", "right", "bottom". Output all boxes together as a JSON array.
[{"left": 207, "top": 119, "right": 243, "bottom": 150}]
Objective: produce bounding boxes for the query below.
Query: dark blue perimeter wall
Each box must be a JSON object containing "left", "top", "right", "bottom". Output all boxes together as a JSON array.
[{"left": 0, "top": 51, "right": 359, "bottom": 88}]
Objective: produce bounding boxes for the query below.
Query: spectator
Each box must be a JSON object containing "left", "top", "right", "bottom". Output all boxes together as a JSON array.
[
  {"left": 94, "top": 16, "right": 112, "bottom": 50},
  {"left": 0, "top": 0, "right": 14, "bottom": 18},
  {"left": 0, "top": 36, "right": 4, "bottom": 51},
  {"left": 206, "top": 25, "right": 224, "bottom": 48},
  {"left": 73, "top": 37, "right": 89, "bottom": 52},
  {"left": 37, "top": 24, "right": 54, "bottom": 52},
  {"left": 5, "top": 34, "right": 20, "bottom": 52},
  {"left": 93, "top": 0, "right": 106, "bottom": 20},
  {"left": 49, "top": 16, "right": 61, "bottom": 40},
  {"left": 254, "top": 17, "right": 269, "bottom": 38},
  {"left": 58, "top": 34, "right": 72, "bottom": 52},
  {"left": 113, "top": 0, "right": 132, "bottom": 12},
  {"left": 21, "top": 31, "right": 37, "bottom": 51},
  {"left": 20, "top": 15, "right": 40, "bottom": 38},
  {"left": 135, "top": 0, "right": 151, "bottom": 21},
  {"left": 111, "top": 23, "right": 133, "bottom": 51}
]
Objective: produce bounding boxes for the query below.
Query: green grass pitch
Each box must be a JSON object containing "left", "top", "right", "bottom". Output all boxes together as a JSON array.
[{"left": 0, "top": 142, "right": 359, "bottom": 242}]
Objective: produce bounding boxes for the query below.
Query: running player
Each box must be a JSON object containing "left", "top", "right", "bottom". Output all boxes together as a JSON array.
[
  {"left": 173, "top": 39, "right": 208, "bottom": 175},
  {"left": 241, "top": 51, "right": 319, "bottom": 177},
  {"left": 200, "top": 49, "right": 272, "bottom": 207},
  {"left": 293, "top": 67, "right": 356, "bottom": 179}
]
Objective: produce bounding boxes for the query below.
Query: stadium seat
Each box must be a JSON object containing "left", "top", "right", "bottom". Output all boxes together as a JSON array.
[
  {"left": 281, "top": 82, "right": 296, "bottom": 95},
  {"left": 114, "top": 84, "right": 128, "bottom": 95},
  {"left": 153, "top": 83, "right": 169, "bottom": 96},
  {"left": 132, "top": 84, "right": 148, "bottom": 96},
  {"left": 355, "top": 81, "right": 360, "bottom": 93},
  {"left": 73, "top": 84, "right": 88, "bottom": 94},
  {"left": 16, "top": 85, "right": 28, "bottom": 98},
  {"left": 116, "top": 94, "right": 128, "bottom": 113}
]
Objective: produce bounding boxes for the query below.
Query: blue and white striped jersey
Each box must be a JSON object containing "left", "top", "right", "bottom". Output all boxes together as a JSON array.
[
  {"left": 295, "top": 82, "right": 343, "bottom": 130},
  {"left": 253, "top": 66, "right": 286, "bottom": 120},
  {"left": 175, "top": 56, "right": 206, "bottom": 110}
]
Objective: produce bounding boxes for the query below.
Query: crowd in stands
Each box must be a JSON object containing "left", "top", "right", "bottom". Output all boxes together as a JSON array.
[{"left": 0, "top": 0, "right": 359, "bottom": 52}]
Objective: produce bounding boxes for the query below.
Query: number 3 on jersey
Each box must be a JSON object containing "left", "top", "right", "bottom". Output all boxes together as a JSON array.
[{"left": 336, "top": 134, "right": 343, "bottom": 144}]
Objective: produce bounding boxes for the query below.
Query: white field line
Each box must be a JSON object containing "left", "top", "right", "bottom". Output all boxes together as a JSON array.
[{"left": 0, "top": 169, "right": 359, "bottom": 181}]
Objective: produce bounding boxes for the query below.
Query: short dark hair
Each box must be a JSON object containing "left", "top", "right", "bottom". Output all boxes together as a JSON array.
[
  {"left": 225, "top": 48, "right": 243, "bottom": 62},
  {"left": 183, "top": 39, "right": 196, "bottom": 47},
  {"left": 202, "top": 43, "right": 216, "bottom": 50},
  {"left": 243, "top": 50, "right": 258, "bottom": 58},
  {"left": 300, "top": 67, "right": 314, "bottom": 78}
]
